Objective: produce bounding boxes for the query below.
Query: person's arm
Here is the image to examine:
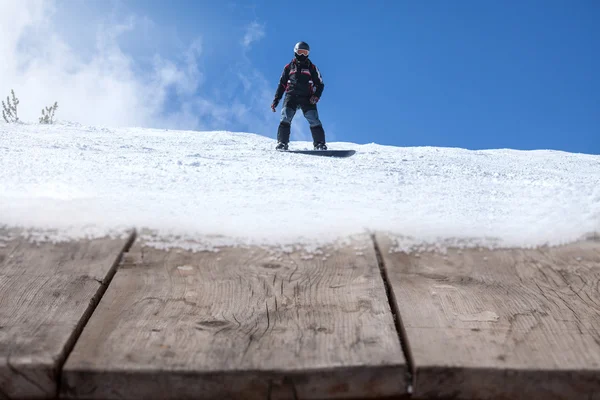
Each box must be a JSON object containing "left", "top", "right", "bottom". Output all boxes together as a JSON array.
[
  {"left": 273, "top": 64, "right": 290, "bottom": 104},
  {"left": 311, "top": 63, "right": 324, "bottom": 98}
]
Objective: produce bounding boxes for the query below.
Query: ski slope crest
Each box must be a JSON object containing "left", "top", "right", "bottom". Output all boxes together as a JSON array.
[{"left": 1, "top": 122, "right": 599, "bottom": 252}]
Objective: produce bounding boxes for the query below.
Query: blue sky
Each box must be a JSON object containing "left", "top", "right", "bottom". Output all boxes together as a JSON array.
[{"left": 2, "top": 0, "right": 598, "bottom": 154}]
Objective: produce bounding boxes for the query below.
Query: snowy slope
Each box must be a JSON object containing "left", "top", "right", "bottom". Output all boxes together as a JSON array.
[{"left": 1, "top": 121, "right": 599, "bottom": 250}]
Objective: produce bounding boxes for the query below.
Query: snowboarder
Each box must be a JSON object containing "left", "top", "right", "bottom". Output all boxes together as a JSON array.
[{"left": 271, "top": 41, "right": 327, "bottom": 151}]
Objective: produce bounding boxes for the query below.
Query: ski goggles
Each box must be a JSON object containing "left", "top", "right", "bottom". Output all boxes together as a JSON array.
[{"left": 295, "top": 48, "right": 309, "bottom": 56}]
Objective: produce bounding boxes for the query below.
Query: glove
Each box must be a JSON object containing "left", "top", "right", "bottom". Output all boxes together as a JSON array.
[
  {"left": 271, "top": 99, "right": 279, "bottom": 112},
  {"left": 310, "top": 95, "right": 319, "bottom": 104}
]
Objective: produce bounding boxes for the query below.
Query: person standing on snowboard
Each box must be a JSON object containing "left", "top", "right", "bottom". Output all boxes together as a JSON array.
[{"left": 271, "top": 41, "right": 327, "bottom": 150}]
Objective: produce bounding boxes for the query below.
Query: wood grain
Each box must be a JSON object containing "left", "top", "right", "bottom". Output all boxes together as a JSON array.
[
  {"left": 0, "top": 228, "right": 133, "bottom": 399},
  {"left": 61, "top": 234, "right": 407, "bottom": 400},
  {"left": 375, "top": 232, "right": 600, "bottom": 400}
]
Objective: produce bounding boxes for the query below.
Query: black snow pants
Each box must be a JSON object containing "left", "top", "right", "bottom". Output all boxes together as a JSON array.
[{"left": 277, "top": 95, "right": 326, "bottom": 145}]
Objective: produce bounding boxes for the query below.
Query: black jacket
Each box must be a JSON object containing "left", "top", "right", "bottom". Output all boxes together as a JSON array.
[{"left": 273, "top": 59, "right": 324, "bottom": 102}]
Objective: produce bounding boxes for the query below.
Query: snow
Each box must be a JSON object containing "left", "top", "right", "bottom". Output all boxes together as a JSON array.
[{"left": 1, "top": 121, "right": 599, "bottom": 252}]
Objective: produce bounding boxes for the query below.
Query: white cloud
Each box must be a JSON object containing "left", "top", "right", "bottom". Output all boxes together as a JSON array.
[
  {"left": 0, "top": 0, "right": 212, "bottom": 130},
  {"left": 0, "top": 0, "right": 288, "bottom": 141},
  {"left": 242, "top": 21, "right": 265, "bottom": 50}
]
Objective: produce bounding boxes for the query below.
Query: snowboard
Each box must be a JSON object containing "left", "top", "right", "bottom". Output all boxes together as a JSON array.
[{"left": 278, "top": 149, "right": 356, "bottom": 158}]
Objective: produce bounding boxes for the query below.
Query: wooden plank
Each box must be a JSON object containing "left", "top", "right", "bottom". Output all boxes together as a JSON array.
[
  {"left": 0, "top": 228, "right": 134, "bottom": 399},
  {"left": 375, "top": 232, "right": 600, "bottom": 400},
  {"left": 61, "top": 234, "right": 408, "bottom": 400}
]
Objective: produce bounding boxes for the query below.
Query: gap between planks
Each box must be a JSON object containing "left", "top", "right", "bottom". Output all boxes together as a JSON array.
[
  {"left": 54, "top": 229, "right": 137, "bottom": 398},
  {"left": 371, "top": 233, "right": 416, "bottom": 395}
]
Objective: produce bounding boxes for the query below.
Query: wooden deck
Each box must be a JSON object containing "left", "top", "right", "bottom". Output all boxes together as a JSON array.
[{"left": 1, "top": 227, "right": 599, "bottom": 399}]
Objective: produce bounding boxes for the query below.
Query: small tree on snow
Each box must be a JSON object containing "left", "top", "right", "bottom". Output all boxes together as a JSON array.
[
  {"left": 39, "top": 102, "right": 58, "bottom": 124},
  {"left": 2, "top": 89, "right": 20, "bottom": 123}
]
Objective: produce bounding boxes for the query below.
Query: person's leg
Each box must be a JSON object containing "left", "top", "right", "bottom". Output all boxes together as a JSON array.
[
  {"left": 277, "top": 96, "right": 297, "bottom": 148},
  {"left": 301, "top": 102, "right": 327, "bottom": 149}
]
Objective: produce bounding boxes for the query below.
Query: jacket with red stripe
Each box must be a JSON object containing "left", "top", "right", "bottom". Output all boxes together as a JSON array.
[{"left": 274, "top": 58, "right": 324, "bottom": 102}]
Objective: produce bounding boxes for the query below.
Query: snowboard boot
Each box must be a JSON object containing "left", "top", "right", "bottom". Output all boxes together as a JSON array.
[
  {"left": 310, "top": 125, "right": 327, "bottom": 150},
  {"left": 276, "top": 122, "right": 291, "bottom": 150},
  {"left": 276, "top": 142, "right": 288, "bottom": 150}
]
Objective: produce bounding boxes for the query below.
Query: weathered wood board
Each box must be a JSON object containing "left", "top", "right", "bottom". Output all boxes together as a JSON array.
[
  {"left": 375, "top": 233, "right": 600, "bottom": 400},
  {"left": 0, "top": 228, "right": 134, "bottom": 399},
  {"left": 61, "top": 234, "right": 408, "bottom": 400}
]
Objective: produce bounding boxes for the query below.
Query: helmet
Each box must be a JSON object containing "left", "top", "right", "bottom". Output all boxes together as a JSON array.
[{"left": 294, "top": 41, "right": 310, "bottom": 62}]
